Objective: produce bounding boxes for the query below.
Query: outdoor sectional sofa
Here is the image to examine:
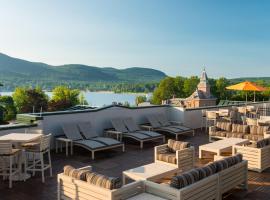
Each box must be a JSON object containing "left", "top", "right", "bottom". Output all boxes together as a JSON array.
[
  {"left": 233, "top": 137, "right": 270, "bottom": 172},
  {"left": 209, "top": 121, "right": 270, "bottom": 142},
  {"left": 57, "top": 166, "right": 178, "bottom": 200},
  {"left": 57, "top": 154, "right": 247, "bottom": 200}
]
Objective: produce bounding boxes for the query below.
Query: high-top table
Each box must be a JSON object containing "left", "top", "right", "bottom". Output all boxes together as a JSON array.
[
  {"left": 0, "top": 133, "right": 42, "bottom": 143},
  {"left": 199, "top": 138, "right": 249, "bottom": 159},
  {"left": 0, "top": 133, "right": 43, "bottom": 181}
]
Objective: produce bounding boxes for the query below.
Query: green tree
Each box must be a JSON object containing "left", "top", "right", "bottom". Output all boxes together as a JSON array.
[
  {"left": 49, "top": 86, "right": 81, "bottom": 111},
  {"left": 152, "top": 77, "right": 177, "bottom": 104},
  {"left": 183, "top": 76, "right": 200, "bottom": 96},
  {"left": 135, "top": 95, "right": 147, "bottom": 106},
  {"left": 215, "top": 77, "right": 231, "bottom": 101},
  {"left": 51, "top": 86, "right": 80, "bottom": 106},
  {"left": 13, "top": 87, "right": 48, "bottom": 113},
  {"left": 0, "top": 96, "right": 17, "bottom": 121}
]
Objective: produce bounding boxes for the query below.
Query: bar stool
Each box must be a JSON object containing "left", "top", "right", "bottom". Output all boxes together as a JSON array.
[
  {"left": 24, "top": 134, "right": 52, "bottom": 183},
  {"left": 0, "top": 141, "right": 22, "bottom": 188}
]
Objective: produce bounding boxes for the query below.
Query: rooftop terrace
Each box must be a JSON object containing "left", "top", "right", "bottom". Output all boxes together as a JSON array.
[{"left": 1, "top": 130, "right": 270, "bottom": 200}]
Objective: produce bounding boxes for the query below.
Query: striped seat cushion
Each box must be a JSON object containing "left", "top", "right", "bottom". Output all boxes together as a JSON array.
[
  {"left": 216, "top": 122, "right": 232, "bottom": 132},
  {"left": 167, "top": 139, "right": 190, "bottom": 153},
  {"left": 244, "top": 134, "right": 264, "bottom": 141},
  {"left": 251, "top": 138, "right": 270, "bottom": 148},
  {"left": 211, "top": 131, "right": 227, "bottom": 137},
  {"left": 170, "top": 164, "right": 216, "bottom": 189},
  {"left": 250, "top": 126, "right": 269, "bottom": 136},
  {"left": 85, "top": 172, "right": 121, "bottom": 190},
  {"left": 232, "top": 124, "right": 249, "bottom": 134},
  {"left": 63, "top": 165, "right": 90, "bottom": 181},
  {"left": 170, "top": 171, "right": 196, "bottom": 189},
  {"left": 157, "top": 152, "right": 177, "bottom": 164},
  {"left": 226, "top": 132, "right": 244, "bottom": 138}
]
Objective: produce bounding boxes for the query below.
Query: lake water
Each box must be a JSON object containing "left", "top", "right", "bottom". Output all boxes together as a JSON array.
[{"left": 0, "top": 91, "right": 151, "bottom": 107}]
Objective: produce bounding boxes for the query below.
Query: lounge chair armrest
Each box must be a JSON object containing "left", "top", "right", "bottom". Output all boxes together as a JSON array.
[
  {"left": 112, "top": 181, "right": 144, "bottom": 198},
  {"left": 264, "top": 131, "right": 270, "bottom": 138},
  {"left": 233, "top": 145, "right": 260, "bottom": 153},
  {"left": 176, "top": 146, "right": 195, "bottom": 169},
  {"left": 56, "top": 137, "right": 73, "bottom": 142},
  {"left": 105, "top": 130, "right": 123, "bottom": 134},
  {"left": 155, "top": 144, "right": 169, "bottom": 154},
  {"left": 170, "top": 121, "right": 183, "bottom": 126},
  {"left": 140, "top": 125, "right": 153, "bottom": 131},
  {"left": 176, "top": 146, "right": 194, "bottom": 157},
  {"left": 209, "top": 126, "right": 216, "bottom": 135}
]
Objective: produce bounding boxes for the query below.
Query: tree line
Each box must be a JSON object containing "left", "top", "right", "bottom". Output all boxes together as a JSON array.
[
  {"left": 0, "top": 86, "right": 87, "bottom": 124},
  {"left": 150, "top": 76, "right": 270, "bottom": 105}
]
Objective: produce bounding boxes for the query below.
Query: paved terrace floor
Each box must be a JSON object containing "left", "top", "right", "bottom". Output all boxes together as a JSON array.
[{"left": 1, "top": 130, "right": 270, "bottom": 200}]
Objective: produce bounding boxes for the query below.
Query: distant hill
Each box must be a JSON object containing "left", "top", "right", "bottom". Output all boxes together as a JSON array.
[{"left": 0, "top": 53, "right": 166, "bottom": 90}]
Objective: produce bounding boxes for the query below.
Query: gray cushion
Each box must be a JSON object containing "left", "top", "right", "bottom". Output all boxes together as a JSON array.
[
  {"left": 123, "top": 118, "right": 140, "bottom": 132},
  {"left": 62, "top": 123, "right": 83, "bottom": 141},
  {"left": 77, "top": 122, "right": 98, "bottom": 139},
  {"left": 111, "top": 118, "right": 128, "bottom": 133}
]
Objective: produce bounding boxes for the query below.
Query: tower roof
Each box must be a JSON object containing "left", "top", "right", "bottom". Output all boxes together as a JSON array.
[{"left": 200, "top": 68, "right": 208, "bottom": 83}]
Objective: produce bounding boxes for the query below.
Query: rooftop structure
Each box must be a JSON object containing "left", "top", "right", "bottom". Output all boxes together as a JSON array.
[{"left": 167, "top": 69, "right": 217, "bottom": 108}]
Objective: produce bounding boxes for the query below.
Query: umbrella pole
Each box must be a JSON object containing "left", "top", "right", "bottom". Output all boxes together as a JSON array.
[
  {"left": 254, "top": 91, "right": 256, "bottom": 102},
  {"left": 246, "top": 92, "right": 248, "bottom": 104}
]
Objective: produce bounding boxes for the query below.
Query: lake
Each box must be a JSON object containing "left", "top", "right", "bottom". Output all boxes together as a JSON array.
[{"left": 0, "top": 91, "right": 151, "bottom": 107}]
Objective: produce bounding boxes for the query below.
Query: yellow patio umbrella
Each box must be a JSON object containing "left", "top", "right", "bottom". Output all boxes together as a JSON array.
[{"left": 226, "top": 81, "right": 267, "bottom": 102}]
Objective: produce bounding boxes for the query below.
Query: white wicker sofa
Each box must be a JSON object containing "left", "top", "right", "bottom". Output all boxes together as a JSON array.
[
  {"left": 167, "top": 154, "right": 248, "bottom": 200},
  {"left": 57, "top": 166, "right": 178, "bottom": 200},
  {"left": 209, "top": 121, "right": 270, "bottom": 142},
  {"left": 154, "top": 139, "right": 195, "bottom": 172},
  {"left": 233, "top": 137, "right": 270, "bottom": 172}
]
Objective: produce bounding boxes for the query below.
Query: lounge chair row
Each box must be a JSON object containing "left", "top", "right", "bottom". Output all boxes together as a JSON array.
[
  {"left": 59, "top": 114, "right": 194, "bottom": 159},
  {"left": 57, "top": 153, "right": 247, "bottom": 200}
]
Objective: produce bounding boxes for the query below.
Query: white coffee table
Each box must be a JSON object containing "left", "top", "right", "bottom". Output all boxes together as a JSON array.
[
  {"left": 122, "top": 162, "right": 179, "bottom": 185},
  {"left": 199, "top": 138, "right": 249, "bottom": 159}
]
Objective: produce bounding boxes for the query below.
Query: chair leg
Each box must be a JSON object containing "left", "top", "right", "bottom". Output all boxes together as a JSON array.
[
  {"left": 48, "top": 151, "right": 52, "bottom": 177},
  {"left": 40, "top": 152, "right": 45, "bottom": 183},
  {"left": 32, "top": 153, "right": 36, "bottom": 176},
  {"left": 122, "top": 145, "right": 125, "bottom": 152},
  {"left": 91, "top": 151, "right": 95, "bottom": 160},
  {"left": 140, "top": 141, "right": 143, "bottom": 149},
  {"left": 9, "top": 156, "right": 13, "bottom": 188}
]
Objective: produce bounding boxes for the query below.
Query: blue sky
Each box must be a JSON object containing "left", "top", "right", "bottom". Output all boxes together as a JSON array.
[{"left": 0, "top": 0, "right": 269, "bottom": 78}]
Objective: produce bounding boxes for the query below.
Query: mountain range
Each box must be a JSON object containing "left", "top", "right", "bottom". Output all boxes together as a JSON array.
[{"left": 0, "top": 53, "right": 166, "bottom": 90}]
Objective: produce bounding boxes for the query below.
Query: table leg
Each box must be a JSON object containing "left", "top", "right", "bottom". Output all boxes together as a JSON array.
[
  {"left": 60, "top": 142, "right": 62, "bottom": 152},
  {"left": 71, "top": 141, "right": 73, "bottom": 155},
  {"left": 122, "top": 174, "right": 126, "bottom": 185},
  {"left": 65, "top": 141, "right": 68, "bottom": 157},
  {"left": 55, "top": 140, "right": 58, "bottom": 153}
]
